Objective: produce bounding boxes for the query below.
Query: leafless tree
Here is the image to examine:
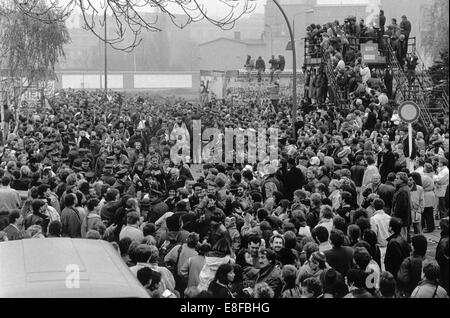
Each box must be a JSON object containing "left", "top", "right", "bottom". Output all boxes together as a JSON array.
[
  {"left": 1, "top": 0, "right": 70, "bottom": 107},
  {"left": 12, "top": 0, "right": 257, "bottom": 52}
]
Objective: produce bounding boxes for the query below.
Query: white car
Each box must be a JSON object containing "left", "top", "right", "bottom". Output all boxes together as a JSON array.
[{"left": 0, "top": 238, "right": 149, "bottom": 298}]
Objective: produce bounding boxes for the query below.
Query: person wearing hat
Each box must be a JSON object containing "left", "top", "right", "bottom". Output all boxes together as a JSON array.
[
  {"left": 112, "top": 169, "right": 134, "bottom": 195},
  {"left": 79, "top": 157, "right": 93, "bottom": 174},
  {"left": 392, "top": 172, "right": 412, "bottom": 239},
  {"left": 100, "top": 164, "right": 116, "bottom": 186}
]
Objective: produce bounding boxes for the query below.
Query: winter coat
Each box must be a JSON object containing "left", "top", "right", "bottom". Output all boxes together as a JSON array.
[
  {"left": 434, "top": 166, "right": 449, "bottom": 197},
  {"left": 254, "top": 264, "right": 283, "bottom": 298},
  {"left": 410, "top": 184, "right": 424, "bottom": 223},
  {"left": 362, "top": 164, "right": 379, "bottom": 188},
  {"left": 148, "top": 200, "right": 169, "bottom": 224},
  {"left": 385, "top": 233, "right": 411, "bottom": 279},
  {"left": 255, "top": 58, "right": 266, "bottom": 71},
  {"left": 100, "top": 201, "right": 120, "bottom": 226},
  {"left": 164, "top": 243, "right": 198, "bottom": 276},
  {"left": 324, "top": 246, "right": 354, "bottom": 277},
  {"left": 380, "top": 151, "right": 396, "bottom": 182},
  {"left": 411, "top": 280, "right": 449, "bottom": 298},
  {"left": 421, "top": 175, "right": 435, "bottom": 208},
  {"left": 198, "top": 253, "right": 233, "bottom": 291},
  {"left": 392, "top": 184, "right": 412, "bottom": 227},
  {"left": 436, "top": 235, "right": 449, "bottom": 294},
  {"left": 208, "top": 280, "right": 234, "bottom": 298},
  {"left": 61, "top": 206, "right": 82, "bottom": 238},
  {"left": 284, "top": 167, "right": 306, "bottom": 200},
  {"left": 81, "top": 213, "right": 103, "bottom": 238},
  {"left": 397, "top": 255, "right": 426, "bottom": 296},
  {"left": 180, "top": 255, "right": 206, "bottom": 288}
]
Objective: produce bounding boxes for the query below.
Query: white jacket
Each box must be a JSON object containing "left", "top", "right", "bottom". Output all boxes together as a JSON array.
[
  {"left": 197, "top": 255, "right": 232, "bottom": 291},
  {"left": 434, "top": 166, "right": 449, "bottom": 197}
]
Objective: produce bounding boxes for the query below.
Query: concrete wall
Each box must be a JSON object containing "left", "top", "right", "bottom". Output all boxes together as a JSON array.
[{"left": 55, "top": 71, "right": 200, "bottom": 100}]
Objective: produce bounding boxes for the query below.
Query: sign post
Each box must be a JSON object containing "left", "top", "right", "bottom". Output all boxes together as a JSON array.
[{"left": 398, "top": 101, "right": 420, "bottom": 172}]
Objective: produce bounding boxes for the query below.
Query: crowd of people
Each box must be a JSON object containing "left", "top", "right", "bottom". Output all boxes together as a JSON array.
[
  {"left": 0, "top": 9, "right": 449, "bottom": 298},
  {"left": 0, "top": 81, "right": 448, "bottom": 298},
  {"left": 304, "top": 12, "right": 420, "bottom": 108}
]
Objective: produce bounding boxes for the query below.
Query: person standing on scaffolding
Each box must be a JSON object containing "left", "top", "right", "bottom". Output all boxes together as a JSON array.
[
  {"left": 400, "top": 15, "right": 412, "bottom": 55},
  {"left": 378, "top": 10, "right": 386, "bottom": 50},
  {"left": 255, "top": 56, "right": 266, "bottom": 83},
  {"left": 269, "top": 55, "right": 279, "bottom": 83},
  {"left": 406, "top": 50, "right": 419, "bottom": 87},
  {"left": 244, "top": 55, "right": 255, "bottom": 81},
  {"left": 277, "top": 55, "right": 286, "bottom": 78}
]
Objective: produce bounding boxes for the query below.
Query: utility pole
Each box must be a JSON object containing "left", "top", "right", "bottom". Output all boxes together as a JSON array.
[{"left": 104, "top": 9, "right": 108, "bottom": 94}]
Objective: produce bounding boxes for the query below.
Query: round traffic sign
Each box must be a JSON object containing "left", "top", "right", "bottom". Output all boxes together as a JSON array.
[{"left": 398, "top": 101, "right": 420, "bottom": 123}]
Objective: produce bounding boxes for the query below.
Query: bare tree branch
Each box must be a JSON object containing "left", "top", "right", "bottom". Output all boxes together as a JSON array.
[{"left": 7, "top": 0, "right": 257, "bottom": 51}]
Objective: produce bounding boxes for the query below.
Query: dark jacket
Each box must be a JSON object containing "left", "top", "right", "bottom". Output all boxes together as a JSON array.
[
  {"left": 379, "top": 14, "right": 386, "bottom": 29},
  {"left": 11, "top": 178, "right": 31, "bottom": 191},
  {"left": 377, "top": 182, "right": 396, "bottom": 214},
  {"left": 400, "top": 20, "right": 411, "bottom": 37},
  {"left": 255, "top": 264, "right": 283, "bottom": 298},
  {"left": 261, "top": 175, "right": 283, "bottom": 195},
  {"left": 61, "top": 206, "right": 82, "bottom": 238},
  {"left": 148, "top": 200, "right": 169, "bottom": 224},
  {"left": 208, "top": 280, "right": 234, "bottom": 298},
  {"left": 392, "top": 184, "right": 411, "bottom": 226},
  {"left": 402, "top": 136, "right": 417, "bottom": 160},
  {"left": 385, "top": 233, "right": 411, "bottom": 278},
  {"left": 100, "top": 201, "right": 120, "bottom": 226},
  {"left": 397, "top": 255, "right": 426, "bottom": 297},
  {"left": 380, "top": 151, "right": 396, "bottom": 182},
  {"left": 284, "top": 167, "right": 306, "bottom": 200},
  {"left": 436, "top": 235, "right": 449, "bottom": 293},
  {"left": 255, "top": 58, "right": 266, "bottom": 71},
  {"left": 350, "top": 165, "right": 365, "bottom": 187},
  {"left": 324, "top": 246, "right": 354, "bottom": 277}
]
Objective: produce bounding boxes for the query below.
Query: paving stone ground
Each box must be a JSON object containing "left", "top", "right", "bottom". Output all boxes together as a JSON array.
[{"left": 424, "top": 222, "right": 442, "bottom": 259}]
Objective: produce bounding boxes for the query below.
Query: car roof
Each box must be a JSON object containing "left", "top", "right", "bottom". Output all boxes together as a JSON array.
[{"left": 0, "top": 238, "right": 149, "bottom": 298}]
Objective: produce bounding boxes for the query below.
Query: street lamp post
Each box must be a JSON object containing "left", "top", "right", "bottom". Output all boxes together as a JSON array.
[
  {"left": 271, "top": 0, "right": 297, "bottom": 138},
  {"left": 104, "top": 9, "right": 108, "bottom": 94}
]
